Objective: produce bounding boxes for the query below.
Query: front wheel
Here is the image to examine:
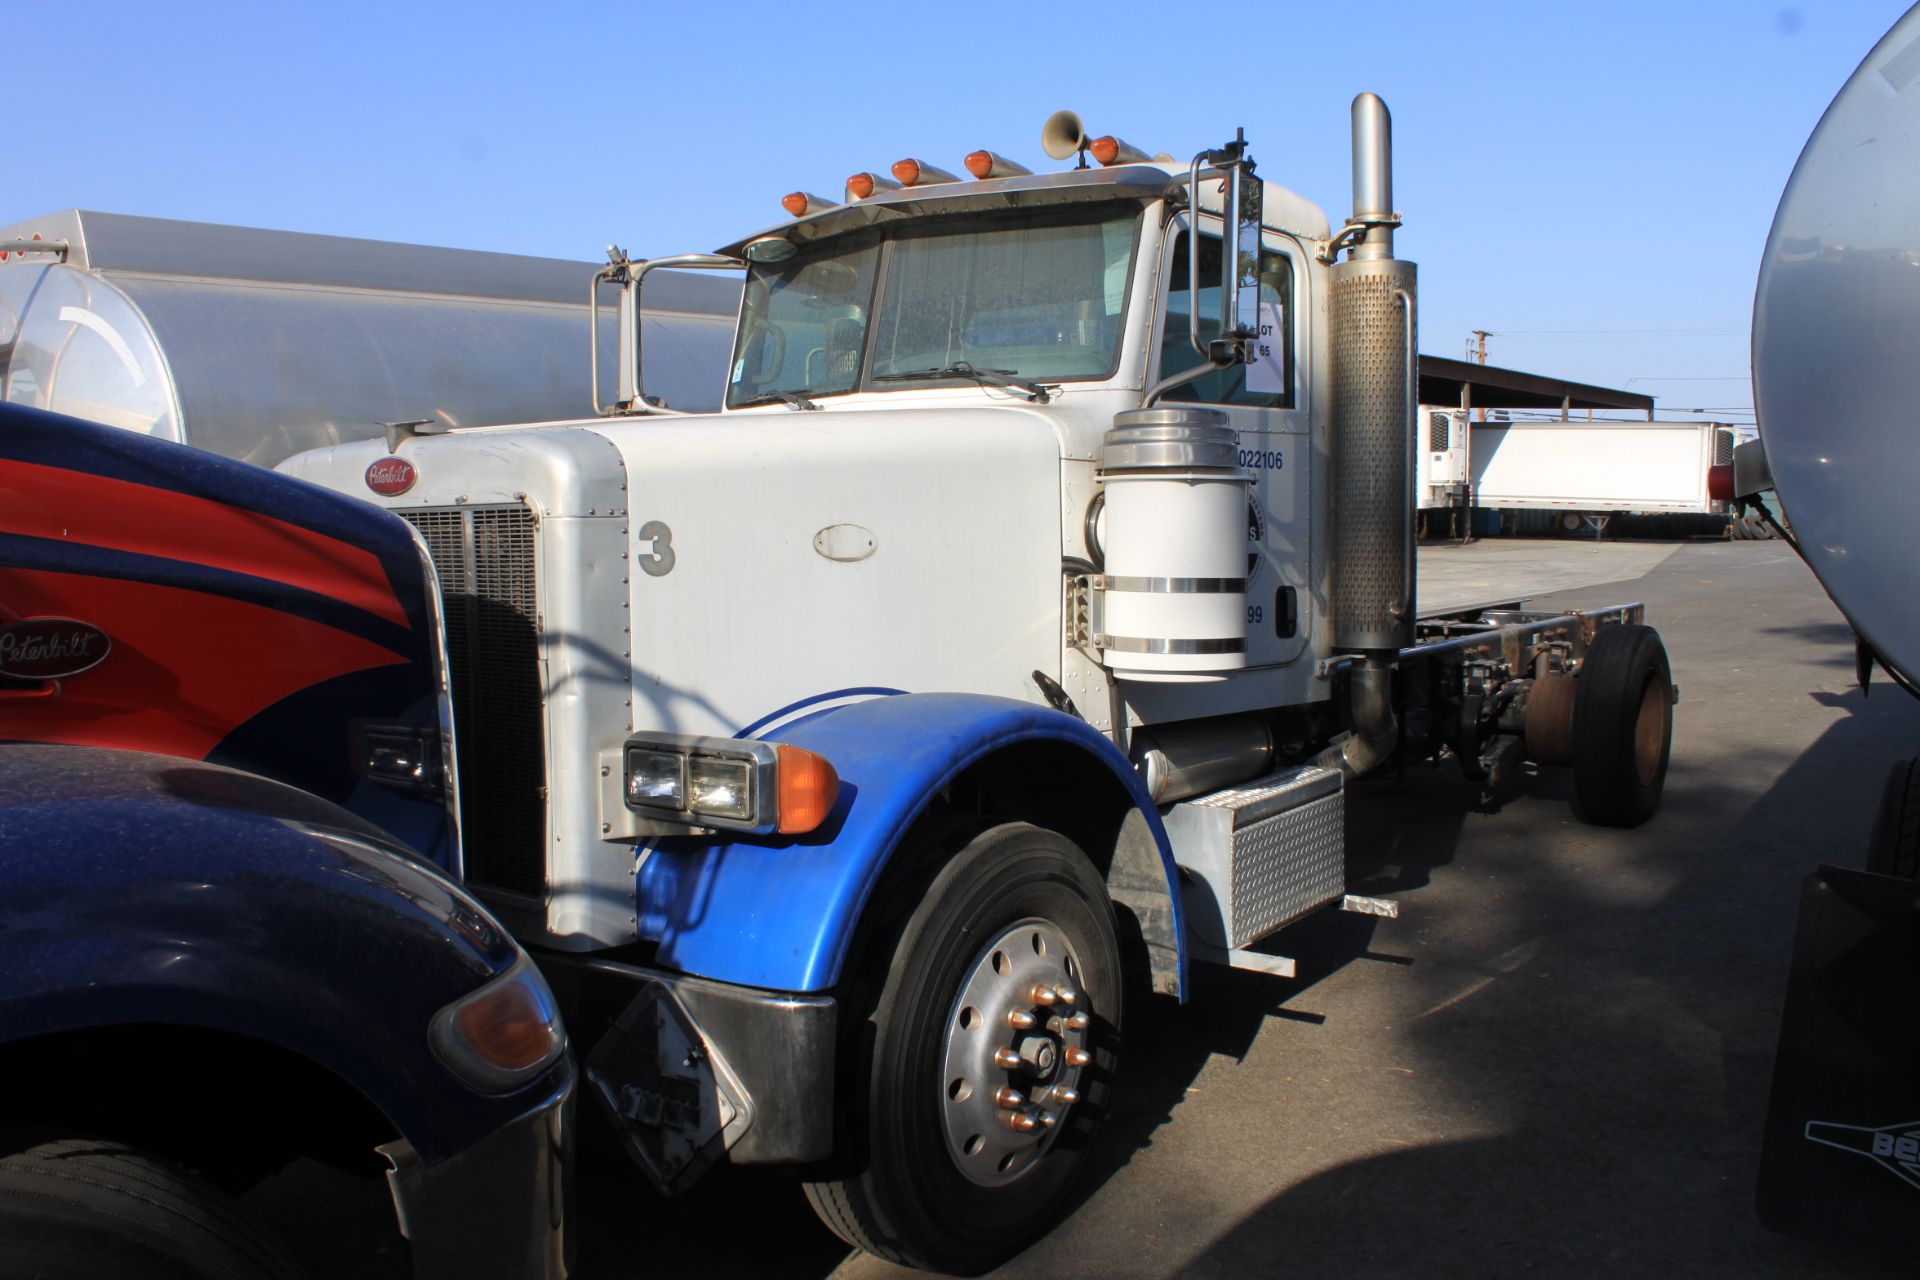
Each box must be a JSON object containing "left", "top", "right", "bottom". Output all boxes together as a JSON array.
[
  {"left": 0, "top": 1137, "right": 305, "bottom": 1279},
  {"left": 805, "top": 821, "right": 1121, "bottom": 1275}
]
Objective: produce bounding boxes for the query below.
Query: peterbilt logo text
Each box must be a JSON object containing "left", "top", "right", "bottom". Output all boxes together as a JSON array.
[
  {"left": 0, "top": 618, "right": 112, "bottom": 679},
  {"left": 365, "top": 456, "right": 417, "bottom": 496},
  {"left": 1806, "top": 1118, "right": 1920, "bottom": 1193}
]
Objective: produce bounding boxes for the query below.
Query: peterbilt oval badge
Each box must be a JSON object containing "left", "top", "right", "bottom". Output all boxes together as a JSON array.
[
  {"left": 365, "top": 456, "right": 417, "bottom": 496},
  {"left": 0, "top": 618, "right": 111, "bottom": 679}
]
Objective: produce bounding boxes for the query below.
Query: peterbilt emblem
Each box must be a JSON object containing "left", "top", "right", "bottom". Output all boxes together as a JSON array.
[
  {"left": 1806, "top": 1119, "right": 1920, "bottom": 1193},
  {"left": 0, "top": 618, "right": 111, "bottom": 679},
  {"left": 365, "top": 456, "right": 417, "bottom": 496}
]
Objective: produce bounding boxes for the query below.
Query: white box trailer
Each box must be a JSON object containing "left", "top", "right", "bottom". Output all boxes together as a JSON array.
[
  {"left": 0, "top": 210, "right": 739, "bottom": 467},
  {"left": 1471, "top": 419, "right": 1737, "bottom": 529}
]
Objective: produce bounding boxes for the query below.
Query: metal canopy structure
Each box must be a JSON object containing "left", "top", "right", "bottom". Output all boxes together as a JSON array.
[{"left": 1419, "top": 355, "right": 1655, "bottom": 419}]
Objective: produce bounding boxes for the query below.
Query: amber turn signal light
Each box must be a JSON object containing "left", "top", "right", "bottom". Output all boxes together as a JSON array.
[
  {"left": 776, "top": 743, "right": 841, "bottom": 834},
  {"left": 428, "top": 955, "right": 565, "bottom": 1093}
]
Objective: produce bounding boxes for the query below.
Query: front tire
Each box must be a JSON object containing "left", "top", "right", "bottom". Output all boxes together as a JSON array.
[
  {"left": 805, "top": 821, "right": 1121, "bottom": 1275},
  {"left": 0, "top": 1137, "right": 305, "bottom": 1279}
]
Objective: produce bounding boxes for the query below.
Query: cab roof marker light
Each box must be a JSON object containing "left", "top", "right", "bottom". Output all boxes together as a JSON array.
[
  {"left": 964, "top": 150, "right": 1032, "bottom": 180},
  {"left": 1090, "top": 135, "right": 1151, "bottom": 167},
  {"left": 845, "top": 172, "right": 902, "bottom": 201},
  {"left": 781, "top": 191, "right": 839, "bottom": 218},
  {"left": 891, "top": 158, "right": 959, "bottom": 187}
]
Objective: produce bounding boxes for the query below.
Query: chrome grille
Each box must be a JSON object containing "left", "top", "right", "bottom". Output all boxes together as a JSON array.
[{"left": 402, "top": 504, "right": 547, "bottom": 898}]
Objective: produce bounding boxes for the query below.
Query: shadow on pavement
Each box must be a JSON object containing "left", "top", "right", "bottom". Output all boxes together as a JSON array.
[{"left": 1175, "top": 681, "right": 1918, "bottom": 1279}]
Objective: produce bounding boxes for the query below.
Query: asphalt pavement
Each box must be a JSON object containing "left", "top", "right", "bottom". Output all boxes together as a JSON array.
[{"left": 250, "top": 538, "right": 1920, "bottom": 1278}]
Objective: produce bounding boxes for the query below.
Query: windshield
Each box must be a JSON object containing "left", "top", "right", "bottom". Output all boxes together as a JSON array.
[{"left": 726, "top": 203, "right": 1141, "bottom": 409}]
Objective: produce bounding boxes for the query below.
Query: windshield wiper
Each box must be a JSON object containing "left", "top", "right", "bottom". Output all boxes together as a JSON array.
[
  {"left": 733, "top": 389, "right": 821, "bottom": 411},
  {"left": 872, "top": 361, "right": 1053, "bottom": 404}
]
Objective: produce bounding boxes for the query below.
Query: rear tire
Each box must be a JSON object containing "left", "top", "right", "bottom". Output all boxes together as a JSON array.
[
  {"left": 804, "top": 821, "right": 1121, "bottom": 1275},
  {"left": 0, "top": 1137, "right": 306, "bottom": 1279},
  {"left": 1572, "top": 623, "right": 1674, "bottom": 827},
  {"left": 1867, "top": 757, "right": 1920, "bottom": 879}
]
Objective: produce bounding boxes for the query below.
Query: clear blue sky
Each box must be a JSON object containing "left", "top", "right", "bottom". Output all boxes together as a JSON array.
[{"left": 20, "top": 0, "right": 1913, "bottom": 426}]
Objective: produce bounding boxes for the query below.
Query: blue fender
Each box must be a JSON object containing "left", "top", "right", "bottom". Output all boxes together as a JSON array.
[
  {"left": 0, "top": 743, "right": 570, "bottom": 1164},
  {"left": 636, "top": 692, "right": 1186, "bottom": 997}
]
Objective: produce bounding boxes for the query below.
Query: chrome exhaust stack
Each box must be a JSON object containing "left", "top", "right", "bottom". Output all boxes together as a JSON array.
[{"left": 1326, "top": 92, "right": 1417, "bottom": 777}]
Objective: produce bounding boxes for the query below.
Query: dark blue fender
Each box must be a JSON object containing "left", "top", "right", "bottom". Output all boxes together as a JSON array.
[
  {"left": 636, "top": 693, "right": 1186, "bottom": 997},
  {"left": 0, "top": 743, "right": 570, "bottom": 1163}
]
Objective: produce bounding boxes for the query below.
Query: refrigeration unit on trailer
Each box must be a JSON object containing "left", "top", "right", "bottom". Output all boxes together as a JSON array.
[
  {"left": 0, "top": 210, "right": 738, "bottom": 467},
  {"left": 1416, "top": 404, "right": 1471, "bottom": 512},
  {"left": 279, "top": 99, "right": 1677, "bottom": 1273}
]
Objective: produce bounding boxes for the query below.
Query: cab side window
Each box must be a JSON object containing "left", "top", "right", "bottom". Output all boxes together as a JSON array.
[{"left": 1158, "top": 231, "right": 1294, "bottom": 409}]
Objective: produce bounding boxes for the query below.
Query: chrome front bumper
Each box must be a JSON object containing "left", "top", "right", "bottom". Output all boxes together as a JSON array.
[
  {"left": 381, "top": 1073, "right": 574, "bottom": 1280},
  {"left": 535, "top": 953, "right": 837, "bottom": 1195}
]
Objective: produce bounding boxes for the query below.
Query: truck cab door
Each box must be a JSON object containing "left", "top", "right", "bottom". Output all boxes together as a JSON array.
[{"left": 1151, "top": 216, "right": 1311, "bottom": 667}]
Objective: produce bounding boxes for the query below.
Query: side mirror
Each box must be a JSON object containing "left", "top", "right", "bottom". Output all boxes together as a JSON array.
[
  {"left": 592, "top": 252, "right": 744, "bottom": 416},
  {"left": 1185, "top": 132, "right": 1261, "bottom": 367},
  {"left": 1228, "top": 163, "right": 1263, "bottom": 345}
]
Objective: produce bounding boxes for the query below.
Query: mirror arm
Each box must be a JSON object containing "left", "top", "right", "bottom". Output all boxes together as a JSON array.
[
  {"left": 1143, "top": 354, "right": 1235, "bottom": 408},
  {"left": 590, "top": 246, "right": 631, "bottom": 417}
]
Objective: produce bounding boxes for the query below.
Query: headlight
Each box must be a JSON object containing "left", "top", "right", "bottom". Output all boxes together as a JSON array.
[
  {"left": 429, "top": 953, "right": 566, "bottom": 1094},
  {"left": 626, "top": 747, "right": 687, "bottom": 808},
  {"left": 621, "top": 733, "right": 839, "bottom": 835},
  {"left": 687, "top": 755, "right": 754, "bottom": 821}
]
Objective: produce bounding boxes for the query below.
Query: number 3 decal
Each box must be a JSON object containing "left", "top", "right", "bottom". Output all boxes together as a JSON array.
[{"left": 637, "top": 520, "right": 676, "bottom": 577}]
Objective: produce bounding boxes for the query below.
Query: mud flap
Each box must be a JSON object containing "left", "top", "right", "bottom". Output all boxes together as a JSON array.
[
  {"left": 586, "top": 980, "right": 753, "bottom": 1196},
  {"left": 1757, "top": 866, "right": 1920, "bottom": 1253}
]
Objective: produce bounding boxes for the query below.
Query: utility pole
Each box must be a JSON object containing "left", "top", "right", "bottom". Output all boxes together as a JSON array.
[{"left": 1469, "top": 330, "right": 1491, "bottom": 422}]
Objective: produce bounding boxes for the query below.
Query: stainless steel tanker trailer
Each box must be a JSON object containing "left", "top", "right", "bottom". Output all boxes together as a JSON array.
[
  {"left": 0, "top": 209, "right": 739, "bottom": 467},
  {"left": 1748, "top": 0, "right": 1920, "bottom": 1254}
]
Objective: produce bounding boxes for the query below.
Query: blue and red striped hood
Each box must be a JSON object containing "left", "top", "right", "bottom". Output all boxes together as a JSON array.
[{"left": 0, "top": 403, "right": 455, "bottom": 865}]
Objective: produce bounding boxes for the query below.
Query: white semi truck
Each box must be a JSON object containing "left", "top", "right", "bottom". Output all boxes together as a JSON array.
[
  {"left": 0, "top": 210, "right": 737, "bottom": 467},
  {"left": 278, "top": 99, "right": 1677, "bottom": 1272}
]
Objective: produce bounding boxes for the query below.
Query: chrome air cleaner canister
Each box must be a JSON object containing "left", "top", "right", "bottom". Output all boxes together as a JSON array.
[{"left": 1096, "top": 407, "right": 1251, "bottom": 682}]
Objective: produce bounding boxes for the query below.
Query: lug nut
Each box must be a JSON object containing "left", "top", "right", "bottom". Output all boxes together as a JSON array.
[
  {"left": 1054, "top": 986, "right": 1078, "bottom": 1006},
  {"left": 993, "top": 1046, "right": 1022, "bottom": 1070},
  {"left": 1006, "top": 1009, "right": 1037, "bottom": 1030},
  {"left": 1004, "top": 1109, "right": 1041, "bottom": 1133},
  {"left": 1051, "top": 1087, "right": 1080, "bottom": 1107},
  {"left": 994, "top": 1086, "right": 1025, "bottom": 1110},
  {"left": 1064, "top": 1046, "right": 1092, "bottom": 1067},
  {"left": 1031, "top": 985, "right": 1059, "bottom": 1006},
  {"left": 1050, "top": 1011, "right": 1091, "bottom": 1035}
]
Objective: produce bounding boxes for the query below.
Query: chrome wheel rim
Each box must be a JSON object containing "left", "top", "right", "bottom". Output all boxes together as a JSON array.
[{"left": 939, "top": 917, "right": 1090, "bottom": 1186}]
